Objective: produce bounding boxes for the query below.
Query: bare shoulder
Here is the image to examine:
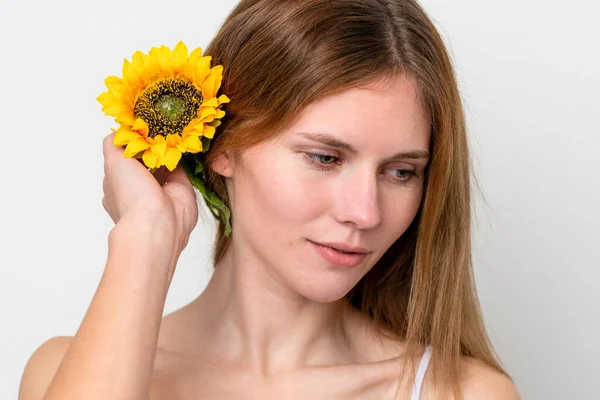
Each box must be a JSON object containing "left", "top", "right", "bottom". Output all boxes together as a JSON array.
[
  {"left": 19, "top": 336, "right": 74, "bottom": 400},
  {"left": 459, "top": 356, "right": 521, "bottom": 400},
  {"left": 419, "top": 355, "right": 520, "bottom": 400}
]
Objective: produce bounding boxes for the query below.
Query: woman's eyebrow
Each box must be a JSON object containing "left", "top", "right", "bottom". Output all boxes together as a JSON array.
[{"left": 296, "top": 131, "right": 430, "bottom": 161}]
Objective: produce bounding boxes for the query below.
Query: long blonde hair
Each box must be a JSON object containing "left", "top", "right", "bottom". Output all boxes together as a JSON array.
[{"left": 200, "top": 0, "right": 510, "bottom": 397}]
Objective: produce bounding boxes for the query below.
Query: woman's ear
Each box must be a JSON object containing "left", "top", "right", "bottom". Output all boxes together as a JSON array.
[{"left": 209, "top": 150, "right": 235, "bottom": 178}]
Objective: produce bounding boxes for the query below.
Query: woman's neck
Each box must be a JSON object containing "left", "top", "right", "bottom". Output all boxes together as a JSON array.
[{"left": 191, "top": 242, "right": 360, "bottom": 375}]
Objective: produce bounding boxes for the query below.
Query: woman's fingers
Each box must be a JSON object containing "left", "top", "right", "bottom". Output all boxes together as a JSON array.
[
  {"left": 102, "top": 132, "right": 122, "bottom": 171},
  {"left": 100, "top": 130, "right": 198, "bottom": 249},
  {"left": 164, "top": 166, "right": 195, "bottom": 194}
]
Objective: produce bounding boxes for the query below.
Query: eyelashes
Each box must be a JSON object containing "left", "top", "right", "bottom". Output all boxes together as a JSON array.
[
  {"left": 303, "top": 153, "right": 418, "bottom": 185},
  {"left": 305, "top": 153, "right": 340, "bottom": 168}
]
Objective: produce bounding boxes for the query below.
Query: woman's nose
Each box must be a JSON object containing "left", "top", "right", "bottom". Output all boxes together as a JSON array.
[{"left": 333, "top": 171, "right": 382, "bottom": 230}]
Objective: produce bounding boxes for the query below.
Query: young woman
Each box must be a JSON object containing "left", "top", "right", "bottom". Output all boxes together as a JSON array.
[{"left": 19, "top": 0, "right": 521, "bottom": 399}]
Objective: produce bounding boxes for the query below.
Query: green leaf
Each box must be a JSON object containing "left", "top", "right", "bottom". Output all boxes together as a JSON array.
[
  {"left": 208, "top": 190, "right": 224, "bottom": 206},
  {"left": 195, "top": 159, "right": 204, "bottom": 175},
  {"left": 201, "top": 137, "right": 212, "bottom": 152},
  {"left": 181, "top": 155, "right": 232, "bottom": 237}
]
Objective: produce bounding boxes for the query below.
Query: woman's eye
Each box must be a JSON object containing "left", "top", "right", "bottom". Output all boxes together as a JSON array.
[
  {"left": 387, "top": 169, "right": 417, "bottom": 183},
  {"left": 394, "top": 170, "right": 411, "bottom": 177},
  {"left": 306, "top": 153, "right": 340, "bottom": 166}
]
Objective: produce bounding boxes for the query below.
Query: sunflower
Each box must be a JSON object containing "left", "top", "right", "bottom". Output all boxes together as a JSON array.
[{"left": 97, "top": 41, "right": 230, "bottom": 171}]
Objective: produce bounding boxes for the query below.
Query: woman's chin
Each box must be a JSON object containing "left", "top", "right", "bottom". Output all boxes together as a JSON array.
[{"left": 289, "top": 277, "right": 358, "bottom": 303}]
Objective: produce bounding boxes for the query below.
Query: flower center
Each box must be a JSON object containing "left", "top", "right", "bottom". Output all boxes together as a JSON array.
[
  {"left": 157, "top": 95, "right": 186, "bottom": 121},
  {"left": 133, "top": 77, "right": 203, "bottom": 138}
]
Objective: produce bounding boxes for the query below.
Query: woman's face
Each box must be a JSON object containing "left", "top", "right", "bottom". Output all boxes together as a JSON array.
[{"left": 218, "top": 74, "right": 431, "bottom": 302}]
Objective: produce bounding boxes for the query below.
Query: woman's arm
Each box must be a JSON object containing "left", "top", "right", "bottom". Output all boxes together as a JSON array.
[{"left": 19, "top": 214, "right": 178, "bottom": 400}]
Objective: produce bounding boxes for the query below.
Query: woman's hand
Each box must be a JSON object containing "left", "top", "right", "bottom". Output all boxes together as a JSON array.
[{"left": 101, "top": 131, "right": 199, "bottom": 259}]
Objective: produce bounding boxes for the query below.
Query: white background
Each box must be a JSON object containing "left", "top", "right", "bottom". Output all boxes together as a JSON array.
[{"left": 1, "top": 0, "right": 598, "bottom": 399}]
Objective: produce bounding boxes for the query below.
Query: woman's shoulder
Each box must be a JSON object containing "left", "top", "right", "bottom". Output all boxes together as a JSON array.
[
  {"left": 419, "top": 355, "right": 521, "bottom": 400},
  {"left": 458, "top": 356, "right": 521, "bottom": 400},
  {"left": 344, "top": 312, "right": 520, "bottom": 400},
  {"left": 19, "top": 335, "right": 74, "bottom": 399}
]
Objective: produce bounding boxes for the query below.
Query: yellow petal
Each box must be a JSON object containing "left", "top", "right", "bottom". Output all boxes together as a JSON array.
[
  {"left": 116, "top": 112, "right": 135, "bottom": 125},
  {"left": 181, "top": 135, "right": 201, "bottom": 152},
  {"left": 149, "top": 45, "right": 173, "bottom": 76},
  {"left": 186, "top": 47, "right": 203, "bottom": 74},
  {"left": 131, "top": 51, "right": 159, "bottom": 85},
  {"left": 188, "top": 128, "right": 204, "bottom": 137},
  {"left": 215, "top": 109, "right": 226, "bottom": 119},
  {"left": 131, "top": 51, "right": 146, "bottom": 72},
  {"left": 104, "top": 76, "right": 135, "bottom": 106},
  {"left": 166, "top": 134, "right": 181, "bottom": 147},
  {"left": 150, "top": 136, "right": 167, "bottom": 158},
  {"left": 202, "top": 75, "right": 218, "bottom": 100},
  {"left": 192, "top": 56, "right": 212, "bottom": 84},
  {"left": 142, "top": 56, "right": 160, "bottom": 82},
  {"left": 132, "top": 118, "right": 149, "bottom": 136},
  {"left": 201, "top": 66, "right": 224, "bottom": 99},
  {"left": 114, "top": 126, "right": 142, "bottom": 146},
  {"left": 172, "top": 41, "right": 188, "bottom": 73},
  {"left": 122, "top": 59, "right": 142, "bottom": 88},
  {"left": 152, "top": 135, "right": 165, "bottom": 143},
  {"left": 97, "top": 91, "right": 117, "bottom": 107},
  {"left": 187, "top": 117, "right": 205, "bottom": 130},
  {"left": 142, "top": 149, "right": 159, "bottom": 169},
  {"left": 188, "top": 47, "right": 203, "bottom": 62},
  {"left": 104, "top": 75, "right": 122, "bottom": 86},
  {"left": 131, "top": 51, "right": 150, "bottom": 81},
  {"left": 164, "top": 147, "right": 182, "bottom": 171},
  {"left": 124, "top": 137, "right": 150, "bottom": 158},
  {"left": 101, "top": 102, "right": 129, "bottom": 118},
  {"left": 182, "top": 123, "right": 203, "bottom": 138},
  {"left": 217, "top": 94, "right": 230, "bottom": 105},
  {"left": 210, "top": 64, "right": 224, "bottom": 77},
  {"left": 198, "top": 106, "right": 217, "bottom": 122},
  {"left": 201, "top": 97, "right": 219, "bottom": 108},
  {"left": 203, "top": 125, "right": 216, "bottom": 139}
]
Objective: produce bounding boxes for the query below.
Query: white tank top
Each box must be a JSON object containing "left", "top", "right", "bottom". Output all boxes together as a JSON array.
[
  {"left": 410, "top": 345, "right": 433, "bottom": 400},
  {"left": 148, "top": 345, "right": 433, "bottom": 400}
]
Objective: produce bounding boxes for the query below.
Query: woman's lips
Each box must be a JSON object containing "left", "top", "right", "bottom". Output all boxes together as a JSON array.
[{"left": 309, "top": 240, "right": 368, "bottom": 268}]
